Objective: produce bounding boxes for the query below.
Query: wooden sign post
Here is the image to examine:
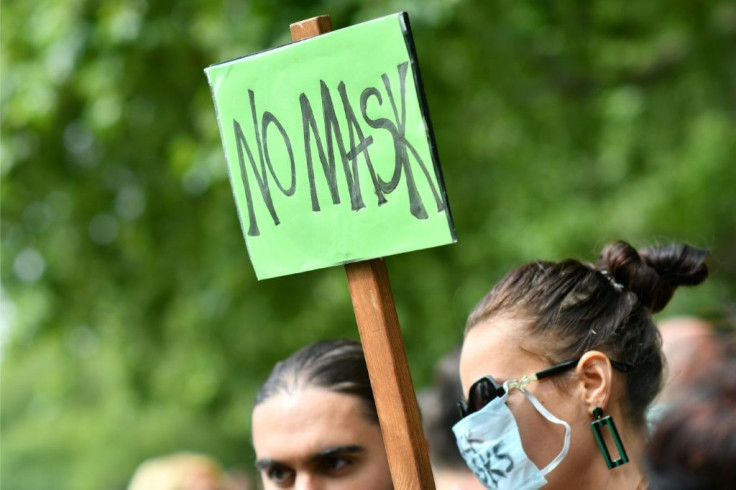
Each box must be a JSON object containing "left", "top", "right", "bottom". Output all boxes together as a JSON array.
[
  {"left": 345, "top": 257, "right": 436, "bottom": 489},
  {"left": 292, "top": 17, "right": 435, "bottom": 489},
  {"left": 205, "top": 11, "right": 454, "bottom": 489}
]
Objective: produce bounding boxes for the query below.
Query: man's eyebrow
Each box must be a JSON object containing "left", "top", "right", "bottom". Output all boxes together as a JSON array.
[
  {"left": 255, "top": 458, "right": 285, "bottom": 470},
  {"left": 255, "top": 446, "right": 365, "bottom": 469},
  {"left": 311, "top": 445, "right": 365, "bottom": 461}
]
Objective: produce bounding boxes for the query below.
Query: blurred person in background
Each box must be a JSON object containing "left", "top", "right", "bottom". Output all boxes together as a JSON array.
[
  {"left": 645, "top": 339, "right": 736, "bottom": 489},
  {"left": 647, "top": 315, "right": 722, "bottom": 428},
  {"left": 224, "top": 468, "right": 257, "bottom": 490},
  {"left": 418, "top": 347, "right": 485, "bottom": 490},
  {"left": 454, "top": 241, "right": 708, "bottom": 489},
  {"left": 127, "top": 452, "right": 230, "bottom": 490},
  {"left": 250, "top": 339, "right": 393, "bottom": 490}
]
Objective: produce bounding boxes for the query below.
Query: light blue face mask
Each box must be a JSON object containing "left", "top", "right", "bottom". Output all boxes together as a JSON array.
[{"left": 453, "top": 380, "right": 571, "bottom": 490}]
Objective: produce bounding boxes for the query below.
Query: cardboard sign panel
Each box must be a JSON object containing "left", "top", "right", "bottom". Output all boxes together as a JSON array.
[{"left": 205, "top": 12, "right": 455, "bottom": 279}]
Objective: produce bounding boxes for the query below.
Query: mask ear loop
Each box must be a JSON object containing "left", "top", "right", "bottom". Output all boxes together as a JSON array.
[{"left": 515, "top": 385, "right": 572, "bottom": 476}]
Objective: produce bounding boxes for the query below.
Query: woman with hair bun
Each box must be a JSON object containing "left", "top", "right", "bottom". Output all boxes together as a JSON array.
[{"left": 452, "top": 241, "right": 709, "bottom": 490}]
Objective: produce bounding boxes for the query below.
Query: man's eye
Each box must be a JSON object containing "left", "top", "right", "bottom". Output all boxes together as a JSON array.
[
  {"left": 319, "top": 456, "right": 353, "bottom": 474},
  {"left": 266, "top": 466, "right": 295, "bottom": 486}
]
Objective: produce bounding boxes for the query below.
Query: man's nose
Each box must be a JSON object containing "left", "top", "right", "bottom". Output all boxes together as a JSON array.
[{"left": 294, "top": 473, "right": 325, "bottom": 490}]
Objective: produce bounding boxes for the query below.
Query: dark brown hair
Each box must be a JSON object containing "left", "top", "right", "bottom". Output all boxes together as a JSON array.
[
  {"left": 254, "top": 339, "right": 378, "bottom": 423},
  {"left": 465, "top": 241, "right": 709, "bottom": 424}
]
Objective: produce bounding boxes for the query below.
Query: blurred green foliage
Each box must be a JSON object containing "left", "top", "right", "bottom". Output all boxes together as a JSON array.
[{"left": 2, "top": 0, "right": 735, "bottom": 488}]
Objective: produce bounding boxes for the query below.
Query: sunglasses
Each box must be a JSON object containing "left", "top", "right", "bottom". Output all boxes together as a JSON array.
[{"left": 458, "top": 357, "right": 631, "bottom": 419}]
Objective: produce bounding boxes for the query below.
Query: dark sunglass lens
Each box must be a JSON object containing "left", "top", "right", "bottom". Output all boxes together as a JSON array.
[
  {"left": 468, "top": 377, "right": 503, "bottom": 414},
  {"left": 457, "top": 400, "right": 468, "bottom": 419}
]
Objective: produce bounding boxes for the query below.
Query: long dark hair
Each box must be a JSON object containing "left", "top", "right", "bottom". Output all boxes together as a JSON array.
[
  {"left": 254, "top": 339, "right": 378, "bottom": 423},
  {"left": 466, "top": 240, "right": 709, "bottom": 425}
]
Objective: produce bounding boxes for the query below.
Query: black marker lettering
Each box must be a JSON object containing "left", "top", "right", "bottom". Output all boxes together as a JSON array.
[
  {"left": 228, "top": 61, "right": 447, "bottom": 237},
  {"left": 337, "top": 81, "right": 385, "bottom": 209},
  {"left": 233, "top": 113, "right": 279, "bottom": 237},
  {"left": 262, "top": 111, "right": 296, "bottom": 196},
  {"left": 361, "top": 62, "right": 445, "bottom": 219},
  {"left": 300, "top": 83, "right": 341, "bottom": 211}
]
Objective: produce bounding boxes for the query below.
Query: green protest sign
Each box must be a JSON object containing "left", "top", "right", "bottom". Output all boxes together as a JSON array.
[{"left": 205, "top": 12, "right": 455, "bottom": 279}]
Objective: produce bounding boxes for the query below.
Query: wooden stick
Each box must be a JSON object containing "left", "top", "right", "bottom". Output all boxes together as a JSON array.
[
  {"left": 290, "top": 15, "right": 332, "bottom": 40},
  {"left": 345, "top": 259, "right": 436, "bottom": 489},
  {"left": 289, "top": 15, "right": 436, "bottom": 490}
]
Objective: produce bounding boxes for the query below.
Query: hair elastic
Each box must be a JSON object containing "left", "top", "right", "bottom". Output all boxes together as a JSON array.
[{"left": 599, "top": 269, "right": 625, "bottom": 291}]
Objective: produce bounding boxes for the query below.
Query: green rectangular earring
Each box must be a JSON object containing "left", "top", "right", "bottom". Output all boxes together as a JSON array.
[{"left": 591, "top": 407, "right": 629, "bottom": 469}]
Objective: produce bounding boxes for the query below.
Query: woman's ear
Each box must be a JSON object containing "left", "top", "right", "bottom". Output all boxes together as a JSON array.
[{"left": 576, "top": 351, "right": 614, "bottom": 414}]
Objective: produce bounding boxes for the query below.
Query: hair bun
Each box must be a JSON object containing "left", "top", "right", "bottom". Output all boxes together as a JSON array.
[{"left": 599, "top": 241, "right": 709, "bottom": 313}]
